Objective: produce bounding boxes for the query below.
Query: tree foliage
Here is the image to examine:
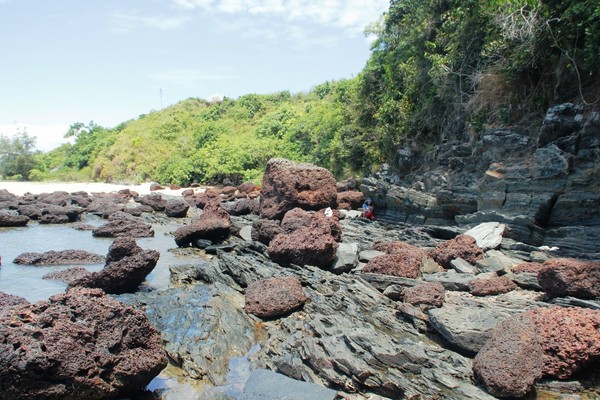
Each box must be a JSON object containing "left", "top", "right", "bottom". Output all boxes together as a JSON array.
[{"left": 0, "top": 130, "right": 38, "bottom": 180}]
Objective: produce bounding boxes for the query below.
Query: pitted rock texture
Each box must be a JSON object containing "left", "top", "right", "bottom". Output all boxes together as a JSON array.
[
  {"left": 251, "top": 218, "right": 282, "bottom": 245},
  {"left": 174, "top": 197, "right": 232, "bottom": 247},
  {"left": 467, "top": 276, "right": 517, "bottom": 296},
  {"left": 0, "top": 287, "right": 167, "bottom": 400},
  {"left": 13, "top": 250, "right": 105, "bottom": 266},
  {"left": 281, "top": 208, "right": 342, "bottom": 242},
  {"left": 401, "top": 282, "right": 445, "bottom": 308},
  {"left": 259, "top": 158, "right": 337, "bottom": 220},
  {"left": 92, "top": 211, "right": 155, "bottom": 238},
  {"left": 362, "top": 253, "right": 421, "bottom": 279},
  {"left": 244, "top": 277, "right": 308, "bottom": 318},
  {"left": 430, "top": 235, "right": 484, "bottom": 269},
  {"left": 537, "top": 258, "right": 600, "bottom": 299},
  {"left": 336, "top": 190, "right": 364, "bottom": 210},
  {"left": 0, "top": 210, "right": 29, "bottom": 226},
  {"left": 69, "top": 237, "right": 159, "bottom": 294},
  {"left": 165, "top": 198, "right": 189, "bottom": 218}
]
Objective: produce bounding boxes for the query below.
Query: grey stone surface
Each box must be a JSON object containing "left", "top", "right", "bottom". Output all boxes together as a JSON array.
[
  {"left": 330, "top": 242, "right": 358, "bottom": 274},
  {"left": 424, "top": 270, "right": 475, "bottom": 291},
  {"left": 451, "top": 257, "right": 479, "bottom": 274},
  {"left": 241, "top": 369, "right": 337, "bottom": 400},
  {"left": 464, "top": 222, "right": 505, "bottom": 250}
]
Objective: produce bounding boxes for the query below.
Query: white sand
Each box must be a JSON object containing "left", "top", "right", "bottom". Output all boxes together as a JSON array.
[{"left": 0, "top": 181, "right": 204, "bottom": 196}]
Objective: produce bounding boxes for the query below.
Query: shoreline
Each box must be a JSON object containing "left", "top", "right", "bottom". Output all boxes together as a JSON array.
[{"left": 0, "top": 181, "right": 200, "bottom": 196}]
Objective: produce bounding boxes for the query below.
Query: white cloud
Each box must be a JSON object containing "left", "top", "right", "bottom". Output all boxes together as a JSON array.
[
  {"left": 148, "top": 69, "right": 235, "bottom": 87},
  {"left": 0, "top": 122, "right": 71, "bottom": 152},
  {"left": 171, "top": 0, "right": 388, "bottom": 36},
  {"left": 110, "top": 12, "right": 191, "bottom": 33}
]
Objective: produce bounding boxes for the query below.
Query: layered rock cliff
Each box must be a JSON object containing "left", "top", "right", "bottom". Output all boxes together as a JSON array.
[{"left": 361, "top": 103, "right": 600, "bottom": 259}]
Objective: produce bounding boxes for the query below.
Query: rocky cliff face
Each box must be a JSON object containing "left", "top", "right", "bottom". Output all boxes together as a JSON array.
[{"left": 361, "top": 103, "right": 600, "bottom": 259}]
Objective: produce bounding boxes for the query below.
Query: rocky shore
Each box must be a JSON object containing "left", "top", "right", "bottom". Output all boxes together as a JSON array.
[{"left": 1, "top": 144, "right": 599, "bottom": 399}]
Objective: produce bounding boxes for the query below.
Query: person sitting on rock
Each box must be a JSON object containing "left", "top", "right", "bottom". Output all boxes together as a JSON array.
[{"left": 362, "top": 199, "right": 375, "bottom": 221}]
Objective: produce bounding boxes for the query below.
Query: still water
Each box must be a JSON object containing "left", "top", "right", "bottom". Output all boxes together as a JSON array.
[{"left": 0, "top": 214, "right": 250, "bottom": 399}]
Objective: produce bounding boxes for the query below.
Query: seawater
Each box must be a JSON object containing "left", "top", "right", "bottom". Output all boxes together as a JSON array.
[{"left": 0, "top": 214, "right": 252, "bottom": 399}]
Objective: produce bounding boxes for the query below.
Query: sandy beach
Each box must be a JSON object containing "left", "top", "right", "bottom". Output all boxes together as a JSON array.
[{"left": 0, "top": 181, "right": 199, "bottom": 197}]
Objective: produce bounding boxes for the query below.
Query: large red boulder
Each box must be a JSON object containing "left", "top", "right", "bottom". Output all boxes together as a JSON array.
[
  {"left": 429, "top": 235, "right": 484, "bottom": 269},
  {"left": 268, "top": 216, "right": 338, "bottom": 269},
  {"left": 537, "top": 258, "right": 600, "bottom": 299},
  {"left": 69, "top": 237, "right": 160, "bottom": 294},
  {"left": 259, "top": 158, "right": 337, "bottom": 220},
  {"left": 337, "top": 191, "right": 364, "bottom": 210},
  {"left": 244, "top": 277, "right": 308, "bottom": 319},
  {"left": 281, "top": 208, "right": 342, "bottom": 242},
  {"left": 473, "top": 314, "right": 544, "bottom": 398},
  {"left": 0, "top": 287, "right": 167, "bottom": 400},
  {"left": 473, "top": 307, "right": 600, "bottom": 398}
]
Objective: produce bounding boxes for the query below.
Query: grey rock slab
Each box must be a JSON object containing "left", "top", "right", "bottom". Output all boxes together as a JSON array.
[
  {"left": 330, "top": 242, "right": 358, "bottom": 274},
  {"left": 476, "top": 250, "right": 520, "bottom": 273},
  {"left": 239, "top": 225, "right": 253, "bottom": 242},
  {"left": 424, "top": 270, "right": 475, "bottom": 291},
  {"left": 241, "top": 369, "right": 337, "bottom": 400},
  {"left": 464, "top": 222, "right": 505, "bottom": 250},
  {"left": 451, "top": 257, "right": 479, "bottom": 274},
  {"left": 358, "top": 249, "right": 386, "bottom": 262},
  {"left": 428, "top": 304, "right": 513, "bottom": 354}
]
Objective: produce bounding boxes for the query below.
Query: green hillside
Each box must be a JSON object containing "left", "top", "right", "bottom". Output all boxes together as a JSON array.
[{"left": 2, "top": 0, "right": 598, "bottom": 185}]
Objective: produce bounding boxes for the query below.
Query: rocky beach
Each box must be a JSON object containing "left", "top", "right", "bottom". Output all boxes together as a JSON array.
[{"left": 1, "top": 103, "right": 600, "bottom": 399}]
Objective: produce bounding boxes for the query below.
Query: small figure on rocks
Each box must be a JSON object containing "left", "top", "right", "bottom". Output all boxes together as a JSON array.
[{"left": 362, "top": 199, "right": 375, "bottom": 221}]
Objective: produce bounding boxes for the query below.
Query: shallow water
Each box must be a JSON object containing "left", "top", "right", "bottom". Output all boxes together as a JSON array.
[{"left": 0, "top": 213, "right": 252, "bottom": 399}]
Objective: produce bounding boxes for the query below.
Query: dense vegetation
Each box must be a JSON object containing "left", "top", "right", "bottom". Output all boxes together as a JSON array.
[{"left": 1, "top": 0, "right": 598, "bottom": 184}]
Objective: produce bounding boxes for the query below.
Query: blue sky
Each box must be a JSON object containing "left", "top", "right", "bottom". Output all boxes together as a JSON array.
[{"left": 0, "top": 0, "right": 389, "bottom": 151}]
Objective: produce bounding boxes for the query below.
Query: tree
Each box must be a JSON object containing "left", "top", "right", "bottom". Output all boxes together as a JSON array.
[{"left": 0, "top": 129, "right": 38, "bottom": 180}]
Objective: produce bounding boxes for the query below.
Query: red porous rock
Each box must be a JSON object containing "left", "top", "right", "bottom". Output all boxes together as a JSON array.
[
  {"left": 174, "top": 197, "right": 232, "bottom": 247},
  {"left": 526, "top": 307, "right": 600, "bottom": 379},
  {"left": 336, "top": 191, "right": 364, "bottom": 210},
  {"left": 513, "top": 262, "right": 546, "bottom": 274},
  {"left": 135, "top": 192, "right": 166, "bottom": 211},
  {"left": 69, "top": 237, "right": 160, "bottom": 294},
  {"left": 0, "top": 287, "right": 167, "bottom": 400},
  {"left": 0, "top": 291, "right": 29, "bottom": 315},
  {"left": 429, "top": 235, "right": 484, "bottom": 269},
  {"left": 0, "top": 210, "right": 29, "bottom": 227},
  {"left": 402, "top": 282, "right": 445, "bottom": 308},
  {"left": 281, "top": 207, "right": 342, "bottom": 242},
  {"left": 467, "top": 276, "right": 517, "bottom": 296},
  {"left": 268, "top": 216, "right": 338, "bottom": 269},
  {"left": 251, "top": 218, "right": 283, "bottom": 245},
  {"left": 362, "top": 251, "right": 422, "bottom": 279},
  {"left": 92, "top": 211, "right": 155, "bottom": 238},
  {"left": 43, "top": 267, "right": 92, "bottom": 284},
  {"left": 473, "top": 314, "right": 544, "bottom": 398},
  {"left": 165, "top": 198, "right": 190, "bottom": 218},
  {"left": 259, "top": 158, "right": 337, "bottom": 220},
  {"left": 244, "top": 277, "right": 309, "bottom": 319},
  {"left": 13, "top": 250, "right": 105, "bottom": 265},
  {"left": 537, "top": 258, "right": 600, "bottom": 299}
]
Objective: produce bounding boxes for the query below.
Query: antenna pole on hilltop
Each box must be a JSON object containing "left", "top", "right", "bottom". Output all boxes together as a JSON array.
[{"left": 160, "top": 89, "right": 163, "bottom": 109}]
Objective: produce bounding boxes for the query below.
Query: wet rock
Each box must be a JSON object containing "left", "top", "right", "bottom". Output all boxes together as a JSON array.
[
  {"left": 538, "top": 258, "right": 600, "bottom": 299},
  {"left": 473, "top": 314, "right": 544, "bottom": 398},
  {"left": 362, "top": 252, "right": 421, "bottom": 279},
  {"left": 92, "top": 211, "right": 155, "bottom": 238},
  {"left": 42, "top": 267, "right": 92, "bottom": 283},
  {"left": 13, "top": 250, "right": 105, "bottom": 265},
  {"left": 86, "top": 197, "right": 126, "bottom": 217},
  {"left": 0, "top": 287, "right": 167, "bottom": 400},
  {"left": 39, "top": 204, "right": 82, "bottom": 224},
  {"left": 119, "top": 283, "right": 255, "bottom": 386},
  {"left": 259, "top": 158, "right": 337, "bottom": 220},
  {"left": 165, "top": 198, "right": 189, "bottom": 218},
  {"left": 241, "top": 369, "right": 338, "bottom": 400},
  {"left": 136, "top": 192, "right": 166, "bottom": 211},
  {"left": 244, "top": 277, "right": 308, "bottom": 319},
  {"left": 251, "top": 218, "right": 282, "bottom": 245},
  {"left": 17, "top": 204, "right": 43, "bottom": 220},
  {"left": 430, "top": 234, "right": 484, "bottom": 269},
  {"left": 0, "top": 210, "right": 29, "bottom": 226},
  {"left": 468, "top": 276, "right": 517, "bottom": 296},
  {"left": 402, "top": 282, "right": 445, "bottom": 308},
  {"left": 69, "top": 237, "right": 160, "bottom": 294}
]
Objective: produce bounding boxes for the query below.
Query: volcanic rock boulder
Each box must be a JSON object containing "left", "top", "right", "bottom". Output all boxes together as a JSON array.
[
  {"left": 268, "top": 213, "right": 338, "bottom": 269},
  {"left": 402, "top": 282, "right": 445, "bottom": 308},
  {"left": 467, "top": 276, "right": 517, "bottom": 296},
  {"left": 0, "top": 287, "right": 167, "bottom": 400},
  {"left": 259, "top": 158, "right": 337, "bottom": 220},
  {"left": 281, "top": 207, "right": 342, "bottom": 242},
  {"left": 337, "top": 190, "right": 364, "bottom": 210},
  {"left": 430, "top": 235, "right": 484, "bottom": 269},
  {"left": 165, "top": 198, "right": 189, "bottom": 218},
  {"left": 245, "top": 277, "right": 309, "bottom": 319},
  {"left": 69, "top": 237, "right": 159, "bottom": 294},
  {"left": 0, "top": 210, "right": 29, "bottom": 227},
  {"left": 362, "top": 243, "right": 425, "bottom": 279},
  {"left": 92, "top": 212, "right": 155, "bottom": 238},
  {"left": 537, "top": 258, "right": 600, "bottom": 299},
  {"left": 13, "top": 250, "right": 105, "bottom": 266},
  {"left": 0, "top": 291, "right": 29, "bottom": 315},
  {"left": 473, "top": 307, "right": 600, "bottom": 398},
  {"left": 174, "top": 197, "right": 231, "bottom": 247},
  {"left": 251, "top": 218, "right": 283, "bottom": 245},
  {"left": 135, "top": 192, "right": 166, "bottom": 211}
]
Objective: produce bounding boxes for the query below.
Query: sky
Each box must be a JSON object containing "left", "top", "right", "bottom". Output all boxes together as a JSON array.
[{"left": 0, "top": 0, "right": 389, "bottom": 151}]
